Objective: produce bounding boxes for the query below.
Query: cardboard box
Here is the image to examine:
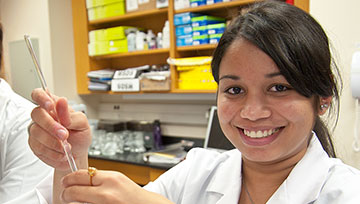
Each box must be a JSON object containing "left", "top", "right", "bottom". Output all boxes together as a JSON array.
[
  {"left": 126, "top": 0, "right": 157, "bottom": 13},
  {"left": 140, "top": 77, "right": 170, "bottom": 91}
]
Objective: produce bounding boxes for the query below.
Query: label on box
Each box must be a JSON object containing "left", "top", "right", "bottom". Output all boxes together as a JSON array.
[
  {"left": 111, "top": 79, "right": 140, "bottom": 92},
  {"left": 113, "top": 69, "right": 138, "bottom": 79}
]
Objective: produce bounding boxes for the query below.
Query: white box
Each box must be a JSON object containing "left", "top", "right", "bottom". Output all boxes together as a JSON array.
[{"left": 111, "top": 78, "right": 140, "bottom": 92}]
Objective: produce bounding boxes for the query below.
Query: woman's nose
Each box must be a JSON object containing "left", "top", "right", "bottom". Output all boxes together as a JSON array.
[{"left": 240, "top": 95, "right": 271, "bottom": 121}]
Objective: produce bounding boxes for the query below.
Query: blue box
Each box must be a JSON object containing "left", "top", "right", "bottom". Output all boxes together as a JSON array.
[
  {"left": 176, "top": 24, "right": 193, "bottom": 36},
  {"left": 177, "top": 35, "right": 193, "bottom": 46},
  {"left": 174, "top": 12, "right": 201, "bottom": 26},
  {"left": 192, "top": 25, "right": 207, "bottom": 36},
  {"left": 193, "top": 34, "right": 209, "bottom": 45},
  {"left": 190, "top": 0, "right": 206, "bottom": 7},
  {"left": 207, "top": 23, "right": 226, "bottom": 35},
  {"left": 209, "top": 33, "right": 222, "bottom": 44},
  {"left": 191, "top": 15, "right": 226, "bottom": 27}
]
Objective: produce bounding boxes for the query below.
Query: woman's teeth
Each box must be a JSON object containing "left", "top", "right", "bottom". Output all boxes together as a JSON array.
[{"left": 243, "top": 128, "right": 279, "bottom": 138}]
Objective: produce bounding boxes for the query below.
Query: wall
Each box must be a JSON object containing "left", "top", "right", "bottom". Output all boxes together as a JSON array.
[
  {"left": 310, "top": 0, "right": 360, "bottom": 168},
  {"left": 0, "top": 0, "right": 99, "bottom": 117}
]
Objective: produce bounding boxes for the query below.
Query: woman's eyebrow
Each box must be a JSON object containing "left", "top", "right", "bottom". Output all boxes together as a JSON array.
[
  {"left": 219, "top": 72, "right": 282, "bottom": 81},
  {"left": 219, "top": 75, "right": 239, "bottom": 81},
  {"left": 265, "top": 72, "right": 282, "bottom": 78}
]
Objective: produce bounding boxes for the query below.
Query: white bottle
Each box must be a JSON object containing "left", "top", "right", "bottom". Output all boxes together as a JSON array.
[
  {"left": 162, "top": 21, "right": 170, "bottom": 49},
  {"left": 156, "top": 32, "right": 163, "bottom": 49},
  {"left": 147, "top": 30, "right": 156, "bottom": 49},
  {"left": 136, "top": 31, "right": 145, "bottom": 51},
  {"left": 127, "top": 31, "right": 136, "bottom": 52}
]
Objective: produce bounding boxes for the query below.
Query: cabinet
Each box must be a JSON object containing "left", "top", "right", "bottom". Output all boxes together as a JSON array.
[
  {"left": 71, "top": 0, "right": 309, "bottom": 95},
  {"left": 88, "top": 157, "right": 167, "bottom": 185}
]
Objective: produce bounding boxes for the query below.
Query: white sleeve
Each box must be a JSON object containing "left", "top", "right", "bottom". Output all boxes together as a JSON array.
[
  {"left": 4, "top": 172, "right": 53, "bottom": 204},
  {"left": 0, "top": 104, "right": 53, "bottom": 202}
]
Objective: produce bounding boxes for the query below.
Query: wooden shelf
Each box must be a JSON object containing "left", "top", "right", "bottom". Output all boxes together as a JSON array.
[
  {"left": 177, "top": 44, "right": 217, "bottom": 52},
  {"left": 175, "top": 0, "right": 255, "bottom": 14},
  {"left": 72, "top": 0, "right": 309, "bottom": 95},
  {"left": 89, "top": 8, "right": 168, "bottom": 26},
  {"left": 91, "top": 48, "right": 170, "bottom": 60}
]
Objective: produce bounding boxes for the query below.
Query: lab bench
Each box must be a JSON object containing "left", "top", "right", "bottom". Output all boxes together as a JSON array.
[{"left": 88, "top": 152, "right": 175, "bottom": 186}]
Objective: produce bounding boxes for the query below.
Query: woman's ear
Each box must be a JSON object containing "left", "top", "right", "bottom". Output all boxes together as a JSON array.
[{"left": 318, "top": 96, "right": 332, "bottom": 115}]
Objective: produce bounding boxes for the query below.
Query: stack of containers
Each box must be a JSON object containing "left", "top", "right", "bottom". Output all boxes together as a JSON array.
[
  {"left": 168, "top": 56, "right": 217, "bottom": 90},
  {"left": 191, "top": 15, "right": 225, "bottom": 45},
  {"left": 88, "top": 26, "right": 130, "bottom": 56},
  {"left": 207, "top": 23, "right": 226, "bottom": 44},
  {"left": 174, "top": 12, "right": 201, "bottom": 47},
  {"left": 86, "top": 0, "right": 126, "bottom": 21}
]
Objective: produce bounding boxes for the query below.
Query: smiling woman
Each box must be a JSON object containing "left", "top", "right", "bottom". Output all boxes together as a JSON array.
[{"left": 25, "top": 1, "right": 360, "bottom": 204}]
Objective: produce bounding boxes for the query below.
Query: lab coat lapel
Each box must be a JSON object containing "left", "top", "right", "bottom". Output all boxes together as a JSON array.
[
  {"left": 205, "top": 150, "right": 242, "bottom": 204},
  {"left": 268, "top": 135, "right": 331, "bottom": 204}
]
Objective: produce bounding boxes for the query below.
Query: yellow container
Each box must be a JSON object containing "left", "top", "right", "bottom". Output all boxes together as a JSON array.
[
  {"left": 168, "top": 56, "right": 217, "bottom": 90},
  {"left": 178, "top": 79, "right": 217, "bottom": 90},
  {"left": 104, "top": 1, "right": 125, "bottom": 18},
  {"left": 88, "top": 41, "right": 108, "bottom": 56},
  {"left": 177, "top": 64, "right": 213, "bottom": 80},
  {"left": 107, "top": 39, "right": 128, "bottom": 54},
  {"left": 105, "top": 26, "right": 130, "bottom": 41},
  {"left": 87, "top": 6, "right": 104, "bottom": 21},
  {"left": 89, "top": 29, "right": 106, "bottom": 43}
]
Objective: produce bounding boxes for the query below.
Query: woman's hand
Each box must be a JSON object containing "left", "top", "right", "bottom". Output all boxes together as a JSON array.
[
  {"left": 28, "top": 88, "right": 91, "bottom": 171},
  {"left": 61, "top": 169, "right": 174, "bottom": 204}
]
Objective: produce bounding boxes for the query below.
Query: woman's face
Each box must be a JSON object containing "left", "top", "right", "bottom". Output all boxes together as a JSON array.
[{"left": 217, "top": 38, "right": 317, "bottom": 164}]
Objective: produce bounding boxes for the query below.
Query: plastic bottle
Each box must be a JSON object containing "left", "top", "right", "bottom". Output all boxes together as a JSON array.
[
  {"left": 162, "top": 21, "right": 170, "bottom": 48},
  {"left": 147, "top": 30, "right": 156, "bottom": 49},
  {"left": 127, "top": 30, "right": 136, "bottom": 52},
  {"left": 135, "top": 31, "right": 145, "bottom": 51},
  {"left": 153, "top": 120, "right": 163, "bottom": 150},
  {"left": 156, "top": 32, "right": 163, "bottom": 49}
]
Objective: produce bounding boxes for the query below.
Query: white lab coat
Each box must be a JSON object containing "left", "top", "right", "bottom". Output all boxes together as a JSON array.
[
  {"left": 0, "top": 79, "right": 53, "bottom": 203},
  {"left": 144, "top": 134, "right": 360, "bottom": 204},
  {"left": 19, "top": 132, "right": 360, "bottom": 203}
]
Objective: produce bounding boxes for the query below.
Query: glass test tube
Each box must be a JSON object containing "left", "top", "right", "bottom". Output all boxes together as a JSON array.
[{"left": 24, "top": 35, "right": 78, "bottom": 172}]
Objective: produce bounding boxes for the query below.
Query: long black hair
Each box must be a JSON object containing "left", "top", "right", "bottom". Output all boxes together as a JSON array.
[{"left": 211, "top": 1, "right": 341, "bottom": 157}]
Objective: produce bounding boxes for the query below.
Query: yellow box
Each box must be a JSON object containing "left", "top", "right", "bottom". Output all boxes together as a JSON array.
[
  {"left": 177, "top": 64, "right": 213, "bottom": 80},
  {"left": 168, "top": 56, "right": 216, "bottom": 90},
  {"left": 88, "top": 41, "right": 108, "bottom": 56},
  {"left": 86, "top": 0, "right": 103, "bottom": 9},
  {"left": 178, "top": 79, "right": 217, "bottom": 90},
  {"left": 105, "top": 26, "right": 130, "bottom": 40},
  {"left": 107, "top": 39, "right": 128, "bottom": 54},
  {"left": 87, "top": 0, "right": 123, "bottom": 8},
  {"left": 104, "top": 1, "right": 125, "bottom": 18},
  {"left": 89, "top": 29, "right": 106, "bottom": 43},
  {"left": 88, "top": 6, "right": 104, "bottom": 21}
]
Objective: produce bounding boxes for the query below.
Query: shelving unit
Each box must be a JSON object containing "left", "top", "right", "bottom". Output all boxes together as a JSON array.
[{"left": 71, "top": 0, "right": 309, "bottom": 95}]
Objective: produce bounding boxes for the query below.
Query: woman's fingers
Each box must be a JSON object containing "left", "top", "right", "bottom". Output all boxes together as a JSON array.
[
  {"left": 31, "top": 88, "right": 56, "bottom": 112},
  {"left": 31, "top": 106, "right": 69, "bottom": 141},
  {"left": 61, "top": 170, "right": 127, "bottom": 204}
]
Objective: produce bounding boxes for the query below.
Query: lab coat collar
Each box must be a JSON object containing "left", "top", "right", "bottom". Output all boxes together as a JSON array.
[
  {"left": 205, "top": 133, "right": 331, "bottom": 204},
  {"left": 268, "top": 134, "right": 331, "bottom": 204},
  {"left": 205, "top": 149, "right": 243, "bottom": 204}
]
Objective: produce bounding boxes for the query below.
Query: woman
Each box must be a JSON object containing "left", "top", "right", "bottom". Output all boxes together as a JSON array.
[
  {"left": 28, "top": 1, "right": 360, "bottom": 204},
  {"left": 0, "top": 24, "right": 52, "bottom": 203}
]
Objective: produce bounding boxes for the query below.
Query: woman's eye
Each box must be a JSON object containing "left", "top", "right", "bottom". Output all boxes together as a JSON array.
[
  {"left": 270, "top": 84, "right": 289, "bottom": 92},
  {"left": 225, "top": 87, "right": 243, "bottom": 95}
]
